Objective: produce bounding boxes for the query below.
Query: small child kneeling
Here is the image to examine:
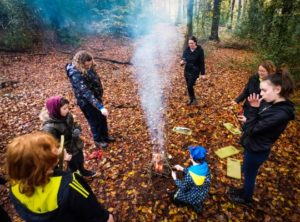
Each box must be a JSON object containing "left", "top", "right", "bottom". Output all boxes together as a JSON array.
[{"left": 171, "top": 146, "right": 210, "bottom": 213}]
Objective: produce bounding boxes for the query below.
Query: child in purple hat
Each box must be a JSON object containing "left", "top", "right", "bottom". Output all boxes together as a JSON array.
[
  {"left": 39, "top": 96, "right": 96, "bottom": 178},
  {"left": 171, "top": 146, "right": 211, "bottom": 213}
]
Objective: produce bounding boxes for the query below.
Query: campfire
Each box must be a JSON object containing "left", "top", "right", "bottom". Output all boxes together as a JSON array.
[{"left": 150, "top": 151, "right": 171, "bottom": 177}]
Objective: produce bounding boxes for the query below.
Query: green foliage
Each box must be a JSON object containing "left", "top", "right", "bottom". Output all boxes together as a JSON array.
[
  {"left": 235, "top": 0, "right": 300, "bottom": 81},
  {"left": 0, "top": 0, "right": 38, "bottom": 50}
]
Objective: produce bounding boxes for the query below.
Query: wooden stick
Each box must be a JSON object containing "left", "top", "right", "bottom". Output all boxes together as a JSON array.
[{"left": 58, "top": 135, "right": 65, "bottom": 170}]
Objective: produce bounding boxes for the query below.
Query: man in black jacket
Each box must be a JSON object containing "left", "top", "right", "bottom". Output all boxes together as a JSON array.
[{"left": 181, "top": 36, "right": 205, "bottom": 105}]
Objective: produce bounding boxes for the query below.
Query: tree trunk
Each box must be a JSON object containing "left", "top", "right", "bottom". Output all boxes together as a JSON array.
[
  {"left": 209, "top": 0, "right": 222, "bottom": 41},
  {"left": 242, "top": 0, "right": 247, "bottom": 19},
  {"left": 187, "top": 0, "right": 194, "bottom": 37},
  {"left": 228, "top": 0, "right": 235, "bottom": 29},
  {"left": 237, "top": 0, "right": 242, "bottom": 20},
  {"left": 183, "top": 0, "right": 194, "bottom": 49}
]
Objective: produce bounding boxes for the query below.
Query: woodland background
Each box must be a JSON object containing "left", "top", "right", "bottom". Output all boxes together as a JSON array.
[{"left": 0, "top": 0, "right": 299, "bottom": 221}]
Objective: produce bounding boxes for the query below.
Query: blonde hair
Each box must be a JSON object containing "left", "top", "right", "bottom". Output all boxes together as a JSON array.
[
  {"left": 6, "top": 132, "right": 59, "bottom": 196},
  {"left": 72, "top": 50, "right": 96, "bottom": 74}
]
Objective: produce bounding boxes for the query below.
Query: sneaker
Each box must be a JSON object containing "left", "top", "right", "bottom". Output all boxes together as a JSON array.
[
  {"left": 228, "top": 186, "right": 244, "bottom": 195},
  {"left": 229, "top": 193, "right": 252, "bottom": 206},
  {"left": 104, "top": 136, "right": 116, "bottom": 143},
  {"left": 95, "top": 141, "right": 108, "bottom": 149},
  {"left": 81, "top": 170, "right": 97, "bottom": 178}
]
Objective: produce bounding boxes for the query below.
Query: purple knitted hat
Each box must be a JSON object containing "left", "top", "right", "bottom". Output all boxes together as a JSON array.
[{"left": 46, "top": 96, "right": 62, "bottom": 119}]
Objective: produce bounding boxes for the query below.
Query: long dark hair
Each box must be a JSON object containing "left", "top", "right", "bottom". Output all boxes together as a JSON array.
[{"left": 189, "top": 36, "right": 197, "bottom": 44}]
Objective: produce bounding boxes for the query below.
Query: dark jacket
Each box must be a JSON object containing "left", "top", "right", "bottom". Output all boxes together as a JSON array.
[
  {"left": 241, "top": 100, "right": 295, "bottom": 153},
  {"left": 182, "top": 45, "right": 205, "bottom": 76},
  {"left": 10, "top": 171, "right": 109, "bottom": 222},
  {"left": 39, "top": 108, "right": 83, "bottom": 155},
  {"left": 66, "top": 64, "right": 104, "bottom": 109},
  {"left": 235, "top": 73, "right": 260, "bottom": 114},
  {"left": 175, "top": 162, "right": 210, "bottom": 212}
]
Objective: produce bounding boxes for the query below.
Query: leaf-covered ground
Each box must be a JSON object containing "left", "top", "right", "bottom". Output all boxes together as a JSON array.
[{"left": 0, "top": 36, "right": 299, "bottom": 222}]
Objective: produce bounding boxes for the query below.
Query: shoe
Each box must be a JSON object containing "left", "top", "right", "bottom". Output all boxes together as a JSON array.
[
  {"left": 104, "top": 136, "right": 116, "bottom": 143},
  {"left": 187, "top": 99, "right": 198, "bottom": 105},
  {"left": 171, "top": 197, "right": 185, "bottom": 207},
  {"left": 194, "top": 205, "right": 203, "bottom": 213},
  {"left": 229, "top": 193, "right": 252, "bottom": 206},
  {"left": 81, "top": 170, "right": 97, "bottom": 178},
  {"left": 95, "top": 141, "right": 108, "bottom": 149},
  {"left": 228, "top": 186, "right": 244, "bottom": 195}
]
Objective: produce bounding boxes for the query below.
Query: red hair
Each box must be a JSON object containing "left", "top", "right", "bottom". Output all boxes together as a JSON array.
[{"left": 6, "top": 132, "right": 59, "bottom": 196}]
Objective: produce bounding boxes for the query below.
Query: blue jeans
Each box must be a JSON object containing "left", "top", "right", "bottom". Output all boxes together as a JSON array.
[
  {"left": 243, "top": 150, "right": 270, "bottom": 200},
  {"left": 80, "top": 103, "right": 108, "bottom": 142}
]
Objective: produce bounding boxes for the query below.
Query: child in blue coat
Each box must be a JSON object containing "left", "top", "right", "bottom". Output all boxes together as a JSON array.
[{"left": 171, "top": 146, "right": 211, "bottom": 213}]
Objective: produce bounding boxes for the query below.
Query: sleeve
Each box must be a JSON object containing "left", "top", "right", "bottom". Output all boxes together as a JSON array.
[
  {"left": 199, "top": 48, "right": 205, "bottom": 75},
  {"left": 69, "top": 71, "right": 103, "bottom": 109},
  {"left": 244, "top": 107, "right": 289, "bottom": 136},
  {"left": 235, "top": 77, "right": 251, "bottom": 103},
  {"left": 182, "top": 48, "right": 188, "bottom": 60},
  {"left": 174, "top": 169, "right": 193, "bottom": 192},
  {"left": 42, "top": 125, "right": 60, "bottom": 141},
  {"left": 66, "top": 173, "right": 109, "bottom": 222}
]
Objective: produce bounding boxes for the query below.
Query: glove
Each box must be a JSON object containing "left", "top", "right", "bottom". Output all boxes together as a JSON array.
[{"left": 72, "top": 128, "right": 81, "bottom": 137}]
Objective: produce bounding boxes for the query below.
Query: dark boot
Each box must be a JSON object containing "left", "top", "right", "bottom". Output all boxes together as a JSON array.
[
  {"left": 95, "top": 141, "right": 108, "bottom": 149},
  {"left": 228, "top": 186, "right": 244, "bottom": 195},
  {"left": 104, "top": 136, "right": 116, "bottom": 143},
  {"left": 229, "top": 193, "right": 252, "bottom": 207}
]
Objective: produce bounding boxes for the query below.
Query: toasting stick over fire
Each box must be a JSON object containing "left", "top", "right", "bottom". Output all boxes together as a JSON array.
[{"left": 58, "top": 135, "right": 65, "bottom": 170}]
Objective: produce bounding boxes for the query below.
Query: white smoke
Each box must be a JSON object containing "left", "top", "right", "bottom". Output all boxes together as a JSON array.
[{"left": 132, "top": 23, "right": 184, "bottom": 153}]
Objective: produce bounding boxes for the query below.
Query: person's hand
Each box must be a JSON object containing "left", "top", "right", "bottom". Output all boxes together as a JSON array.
[
  {"left": 173, "top": 164, "right": 184, "bottom": 171},
  {"left": 200, "top": 75, "right": 206, "bottom": 80},
  {"left": 248, "top": 93, "right": 262, "bottom": 108},
  {"left": 107, "top": 214, "right": 114, "bottom": 222},
  {"left": 180, "top": 60, "right": 186, "bottom": 66},
  {"left": 171, "top": 171, "right": 177, "bottom": 180},
  {"left": 72, "top": 128, "right": 81, "bottom": 137},
  {"left": 64, "top": 150, "right": 72, "bottom": 161},
  {"left": 100, "top": 107, "right": 109, "bottom": 117},
  {"left": 237, "top": 115, "right": 247, "bottom": 123}
]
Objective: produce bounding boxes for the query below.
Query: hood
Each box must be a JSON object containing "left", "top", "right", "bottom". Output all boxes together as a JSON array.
[
  {"left": 11, "top": 176, "right": 62, "bottom": 214},
  {"left": 65, "top": 63, "right": 77, "bottom": 77},
  {"left": 39, "top": 107, "right": 51, "bottom": 123},
  {"left": 46, "top": 96, "right": 62, "bottom": 119},
  {"left": 273, "top": 100, "right": 295, "bottom": 121},
  {"left": 188, "top": 162, "right": 209, "bottom": 186},
  {"left": 39, "top": 107, "right": 65, "bottom": 124}
]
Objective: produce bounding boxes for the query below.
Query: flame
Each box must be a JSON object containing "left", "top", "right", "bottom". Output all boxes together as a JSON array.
[{"left": 153, "top": 152, "right": 164, "bottom": 173}]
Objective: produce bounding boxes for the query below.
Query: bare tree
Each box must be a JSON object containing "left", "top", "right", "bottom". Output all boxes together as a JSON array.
[
  {"left": 209, "top": 0, "right": 222, "bottom": 41},
  {"left": 237, "top": 0, "right": 242, "bottom": 20},
  {"left": 228, "top": 0, "right": 235, "bottom": 29}
]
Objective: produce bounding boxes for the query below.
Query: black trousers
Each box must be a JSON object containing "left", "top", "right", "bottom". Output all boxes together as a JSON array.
[
  {"left": 184, "top": 72, "right": 198, "bottom": 101},
  {"left": 68, "top": 150, "right": 85, "bottom": 173},
  {"left": 80, "top": 103, "right": 108, "bottom": 142}
]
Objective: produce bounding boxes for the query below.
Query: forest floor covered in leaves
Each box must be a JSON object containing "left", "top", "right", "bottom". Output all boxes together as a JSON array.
[{"left": 0, "top": 35, "right": 299, "bottom": 221}]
